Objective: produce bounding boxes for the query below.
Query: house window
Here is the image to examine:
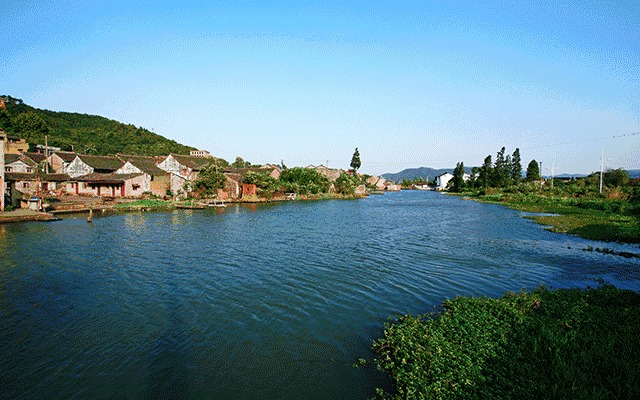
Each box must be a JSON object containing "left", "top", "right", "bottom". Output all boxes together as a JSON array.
[
  {"left": 132, "top": 184, "right": 140, "bottom": 190},
  {"left": 5, "top": 167, "right": 11, "bottom": 172},
  {"left": 23, "top": 182, "right": 29, "bottom": 188},
  {"left": 27, "top": 168, "right": 32, "bottom": 173}
]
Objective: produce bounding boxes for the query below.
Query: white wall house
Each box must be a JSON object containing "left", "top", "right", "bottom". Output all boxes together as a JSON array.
[{"left": 435, "top": 173, "right": 454, "bottom": 191}]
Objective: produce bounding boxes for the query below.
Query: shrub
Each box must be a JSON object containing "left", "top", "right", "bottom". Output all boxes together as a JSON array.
[{"left": 372, "top": 285, "right": 640, "bottom": 399}]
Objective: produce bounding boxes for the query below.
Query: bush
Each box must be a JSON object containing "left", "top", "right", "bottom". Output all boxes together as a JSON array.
[{"left": 372, "top": 285, "right": 640, "bottom": 399}]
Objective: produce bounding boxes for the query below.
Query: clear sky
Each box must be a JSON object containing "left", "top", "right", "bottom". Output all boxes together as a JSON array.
[{"left": 2, "top": 0, "right": 639, "bottom": 176}]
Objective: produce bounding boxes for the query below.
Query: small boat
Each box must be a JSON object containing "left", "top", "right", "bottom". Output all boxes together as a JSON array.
[{"left": 208, "top": 199, "right": 226, "bottom": 208}]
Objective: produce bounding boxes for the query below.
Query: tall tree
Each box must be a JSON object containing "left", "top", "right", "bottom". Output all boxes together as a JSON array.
[
  {"left": 493, "top": 147, "right": 510, "bottom": 188},
  {"left": 350, "top": 148, "right": 361, "bottom": 172},
  {"left": 526, "top": 159, "right": 540, "bottom": 182},
  {"left": 451, "top": 162, "right": 466, "bottom": 192},
  {"left": 479, "top": 155, "right": 492, "bottom": 189},
  {"left": 511, "top": 148, "right": 522, "bottom": 183}
]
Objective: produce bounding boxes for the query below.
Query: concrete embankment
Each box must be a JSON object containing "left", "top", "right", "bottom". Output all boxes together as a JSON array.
[{"left": 0, "top": 209, "right": 60, "bottom": 223}]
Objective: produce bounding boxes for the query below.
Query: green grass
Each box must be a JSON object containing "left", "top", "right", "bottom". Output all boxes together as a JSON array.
[
  {"left": 467, "top": 190, "right": 640, "bottom": 243},
  {"left": 371, "top": 285, "right": 640, "bottom": 399},
  {"left": 114, "top": 199, "right": 174, "bottom": 210}
]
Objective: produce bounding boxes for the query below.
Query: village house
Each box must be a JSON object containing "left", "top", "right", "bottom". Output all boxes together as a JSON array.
[
  {"left": 224, "top": 166, "right": 282, "bottom": 181},
  {"left": 435, "top": 173, "right": 454, "bottom": 191},
  {"left": 67, "top": 173, "right": 148, "bottom": 198},
  {"left": 4, "top": 172, "right": 71, "bottom": 208},
  {"left": 48, "top": 151, "right": 77, "bottom": 173},
  {"left": 435, "top": 172, "right": 471, "bottom": 191},
  {"left": 65, "top": 154, "right": 124, "bottom": 178},
  {"left": 307, "top": 165, "right": 342, "bottom": 182},
  {"left": 157, "top": 154, "right": 213, "bottom": 182},
  {"left": 0, "top": 131, "right": 5, "bottom": 211},
  {"left": 190, "top": 150, "right": 212, "bottom": 158},
  {"left": 23, "top": 152, "right": 49, "bottom": 171},
  {"left": 116, "top": 154, "right": 172, "bottom": 197},
  {"left": 2, "top": 134, "right": 29, "bottom": 154},
  {"left": 4, "top": 154, "right": 38, "bottom": 174}
]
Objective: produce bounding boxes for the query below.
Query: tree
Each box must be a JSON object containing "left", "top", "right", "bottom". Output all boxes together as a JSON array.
[
  {"left": 493, "top": 147, "right": 510, "bottom": 188},
  {"left": 232, "top": 156, "right": 249, "bottom": 169},
  {"left": 479, "top": 155, "right": 493, "bottom": 189},
  {"left": 350, "top": 148, "right": 361, "bottom": 172},
  {"left": 511, "top": 148, "right": 522, "bottom": 184},
  {"left": 242, "top": 171, "right": 278, "bottom": 198},
  {"left": 13, "top": 111, "right": 49, "bottom": 137},
  {"left": 334, "top": 172, "right": 358, "bottom": 195},
  {"left": 193, "top": 163, "right": 227, "bottom": 197},
  {"left": 526, "top": 159, "right": 540, "bottom": 182},
  {"left": 603, "top": 168, "right": 630, "bottom": 188},
  {"left": 451, "top": 162, "right": 466, "bottom": 192}
]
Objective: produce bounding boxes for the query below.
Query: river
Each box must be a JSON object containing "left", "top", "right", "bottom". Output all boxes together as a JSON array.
[{"left": 1, "top": 190, "right": 638, "bottom": 399}]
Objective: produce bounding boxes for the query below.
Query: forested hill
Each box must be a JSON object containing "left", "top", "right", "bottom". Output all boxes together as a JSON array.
[
  {"left": 382, "top": 166, "right": 473, "bottom": 183},
  {"left": 0, "top": 96, "right": 195, "bottom": 156}
]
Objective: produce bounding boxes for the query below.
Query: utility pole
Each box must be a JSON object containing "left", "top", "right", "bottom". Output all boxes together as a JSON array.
[
  {"left": 45, "top": 135, "right": 49, "bottom": 174},
  {"left": 599, "top": 148, "right": 603, "bottom": 194},
  {"left": 551, "top": 159, "right": 555, "bottom": 189},
  {"left": 539, "top": 161, "right": 543, "bottom": 190}
]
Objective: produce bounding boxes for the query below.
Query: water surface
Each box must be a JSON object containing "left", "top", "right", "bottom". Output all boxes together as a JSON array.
[{"left": 1, "top": 191, "right": 638, "bottom": 399}]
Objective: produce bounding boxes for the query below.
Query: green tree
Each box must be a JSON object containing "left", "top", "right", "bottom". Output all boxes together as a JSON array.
[
  {"left": 511, "top": 148, "right": 522, "bottom": 183},
  {"left": 242, "top": 171, "right": 278, "bottom": 198},
  {"left": 479, "top": 155, "right": 493, "bottom": 189},
  {"left": 350, "top": 148, "right": 361, "bottom": 172},
  {"left": 13, "top": 111, "right": 49, "bottom": 137},
  {"left": 603, "top": 168, "right": 630, "bottom": 188},
  {"left": 493, "top": 147, "right": 510, "bottom": 188},
  {"left": 231, "top": 156, "right": 253, "bottom": 168},
  {"left": 526, "top": 159, "right": 540, "bottom": 182},
  {"left": 451, "top": 162, "right": 466, "bottom": 192},
  {"left": 193, "top": 163, "right": 227, "bottom": 197},
  {"left": 334, "top": 172, "right": 358, "bottom": 195},
  {"left": 279, "top": 167, "right": 330, "bottom": 195}
]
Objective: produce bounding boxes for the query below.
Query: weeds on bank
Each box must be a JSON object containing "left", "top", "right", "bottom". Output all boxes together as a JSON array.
[{"left": 370, "top": 285, "right": 640, "bottom": 400}]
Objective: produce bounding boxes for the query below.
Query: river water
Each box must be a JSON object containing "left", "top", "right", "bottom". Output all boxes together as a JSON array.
[{"left": 1, "top": 191, "right": 639, "bottom": 399}]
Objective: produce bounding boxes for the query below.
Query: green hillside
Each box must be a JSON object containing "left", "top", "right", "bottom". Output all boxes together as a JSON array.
[{"left": 0, "top": 95, "right": 195, "bottom": 156}]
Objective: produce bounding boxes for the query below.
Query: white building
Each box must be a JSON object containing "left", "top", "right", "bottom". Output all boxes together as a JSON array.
[{"left": 435, "top": 172, "right": 454, "bottom": 191}]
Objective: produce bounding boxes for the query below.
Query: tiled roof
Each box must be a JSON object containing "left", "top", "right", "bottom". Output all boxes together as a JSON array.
[
  {"left": 116, "top": 154, "right": 168, "bottom": 176},
  {"left": 170, "top": 154, "right": 214, "bottom": 170},
  {"left": 224, "top": 167, "right": 280, "bottom": 177},
  {"left": 24, "top": 152, "right": 48, "bottom": 164},
  {"left": 5, "top": 172, "right": 71, "bottom": 182},
  {"left": 77, "top": 172, "right": 144, "bottom": 184},
  {"left": 52, "top": 151, "right": 77, "bottom": 162},
  {"left": 77, "top": 155, "right": 124, "bottom": 171},
  {"left": 4, "top": 154, "right": 38, "bottom": 167}
]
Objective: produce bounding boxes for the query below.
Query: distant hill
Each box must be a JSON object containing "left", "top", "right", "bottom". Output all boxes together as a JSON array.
[
  {"left": 0, "top": 95, "right": 195, "bottom": 156},
  {"left": 382, "top": 166, "right": 473, "bottom": 183},
  {"left": 628, "top": 170, "right": 640, "bottom": 179}
]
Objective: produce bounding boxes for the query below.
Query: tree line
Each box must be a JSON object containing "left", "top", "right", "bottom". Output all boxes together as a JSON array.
[{"left": 450, "top": 147, "right": 542, "bottom": 192}]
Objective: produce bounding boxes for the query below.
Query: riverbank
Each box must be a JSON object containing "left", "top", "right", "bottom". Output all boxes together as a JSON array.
[
  {"left": 457, "top": 191, "right": 640, "bottom": 244},
  {"left": 0, "top": 209, "right": 60, "bottom": 223}
]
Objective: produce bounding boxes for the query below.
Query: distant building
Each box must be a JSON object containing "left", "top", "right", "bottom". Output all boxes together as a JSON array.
[
  {"left": 435, "top": 173, "right": 454, "bottom": 191},
  {"left": 190, "top": 150, "right": 211, "bottom": 158},
  {"left": 0, "top": 130, "right": 5, "bottom": 211},
  {"left": 3, "top": 135, "right": 29, "bottom": 154}
]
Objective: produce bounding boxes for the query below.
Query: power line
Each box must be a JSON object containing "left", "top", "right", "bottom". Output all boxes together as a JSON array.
[{"left": 522, "top": 132, "right": 639, "bottom": 151}]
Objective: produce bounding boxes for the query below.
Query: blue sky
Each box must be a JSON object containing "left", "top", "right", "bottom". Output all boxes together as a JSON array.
[{"left": 2, "top": 0, "right": 638, "bottom": 175}]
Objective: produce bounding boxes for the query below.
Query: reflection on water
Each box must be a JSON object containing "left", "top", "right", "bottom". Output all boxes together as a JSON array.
[{"left": 0, "top": 191, "right": 638, "bottom": 399}]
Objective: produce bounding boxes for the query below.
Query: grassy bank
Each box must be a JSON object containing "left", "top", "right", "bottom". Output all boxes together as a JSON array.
[
  {"left": 466, "top": 189, "right": 640, "bottom": 243},
  {"left": 113, "top": 199, "right": 175, "bottom": 212},
  {"left": 371, "top": 285, "right": 640, "bottom": 399}
]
